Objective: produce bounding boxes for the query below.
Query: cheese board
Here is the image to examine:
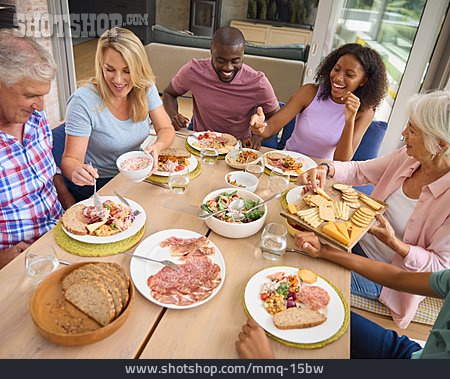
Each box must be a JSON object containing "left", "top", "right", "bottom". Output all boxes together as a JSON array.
[{"left": 280, "top": 182, "right": 388, "bottom": 252}]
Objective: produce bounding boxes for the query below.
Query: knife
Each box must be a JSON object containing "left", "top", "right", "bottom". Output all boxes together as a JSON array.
[{"left": 145, "top": 180, "right": 170, "bottom": 189}]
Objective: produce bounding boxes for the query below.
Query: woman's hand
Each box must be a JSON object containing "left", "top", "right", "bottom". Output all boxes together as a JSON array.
[
  {"left": 342, "top": 92, "right": 361, "bottom": 123},
  {"left": 294, "top": 231, "right": 322, "bottom": 258},
  {"left": 297, "top": 165, "right": 328, "bottom": 192},
  {"left": 249, "top": 106, "right": 266, "bottom": 136},
  {"left": 71, "top": 164, "right": 98, "bottom": 186},
  {"left": 236, "top": 318, "right": 274, "bottom": 359},
  {"left": 144, "top": 142, "right": 162, "bottom": 175},
  {"left": 369, "top": 214, "right": 397, "bottom": 247}
]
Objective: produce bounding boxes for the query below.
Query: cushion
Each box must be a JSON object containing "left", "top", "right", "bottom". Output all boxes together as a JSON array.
[
  {"left": 353, "top": 120, "right": 388, "bottom": 161},
  {"left": 152, "top": 24, "right": 308, "bottom": 61},
  {"left": 351, "top": 293, "right": 443, "bottom": 326}
]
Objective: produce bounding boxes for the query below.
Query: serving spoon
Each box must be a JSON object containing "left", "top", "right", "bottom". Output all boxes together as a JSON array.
[
  {"left": 198, "top": 198, "right": 245, "bottom": 220},
  {"left": 228, "top": 193, "right": 281, "bottom": 221}
]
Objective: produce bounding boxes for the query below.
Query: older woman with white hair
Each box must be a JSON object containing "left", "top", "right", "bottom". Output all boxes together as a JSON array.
[
  {"left": 297, "top": 90, "right": 450, "bottom": 328},
  {"left": 0, "top": 29, "right": 74, "bottom": 269},
  {"left": 61, "top": 27, "right": 175, "bottom": 201}
]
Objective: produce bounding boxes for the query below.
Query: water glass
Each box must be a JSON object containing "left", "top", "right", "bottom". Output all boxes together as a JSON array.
[
  {"left": 268, "top": 169, "right": 290, "bottom": 194},
  {"left": 245, "top": 162, "right": 264, "bottom": 178},
  {"left": 168, "top": 166, "right": 190, "bottom": 195},
  {"left": 24, "top": 245, "right": 59, "bottom": 283},
  {"left": 200, "top": 148, "right": 219, "bottom": 165},
  {"left": 260, "top": 223, "right": 288, "bottom": 261}
]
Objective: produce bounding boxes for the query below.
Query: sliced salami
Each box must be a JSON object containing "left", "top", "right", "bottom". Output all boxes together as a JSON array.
[
  {"left": 147, "top": 256, "right": 221, "bottom": 306},
  {"left": 160, "top": 236, "right": 214, "bottom": 258},
  {"left": 298, "top": 286, "right": 330, "bottom": 311}
]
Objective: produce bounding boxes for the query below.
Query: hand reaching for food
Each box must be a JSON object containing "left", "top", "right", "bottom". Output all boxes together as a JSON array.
[
  {"left": 249, "top": 106, "right": 266, "bottom": 136},
  {"left": 241, "top": 135, "right": 262, "bottom": 150},
  {"left": 72, "top": 163, "right": 98, "bottom": 186},
  {"left": 236, "top": 318, "right": 274, "bottom": 359},
  {"left": 144, "top": 142, "right": 161, "bottom": 175},
  {"left": 171, "top": 113, "right": 190, "bottom": 131},
  {"left": 297, "top": 166, "right": 328, "bottom": 192}
]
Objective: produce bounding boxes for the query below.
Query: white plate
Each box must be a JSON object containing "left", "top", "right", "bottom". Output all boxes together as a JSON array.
[
  {"left": 244, "top": 266, "right": 346, "bottom": 345},
  {"left": 225, "top": 148, "right": 263, "bottom": 170},
  {"left": 286, "top": 185, "right": 305, "bottom": 204},
  {"left": 187, "top": 131, "right": 239, "bottom": 154},
  {"left": 62, "top": 196, "right": 146, "bottom": 244},
  {"left": 130, "top": 229, "right": 226, "bottom": 309},
  {"left": 153, "top": 156, "right": 199, "bottom": 177},
  {"left": 263, "top": 150, "right": 317, "bottom": 177}
]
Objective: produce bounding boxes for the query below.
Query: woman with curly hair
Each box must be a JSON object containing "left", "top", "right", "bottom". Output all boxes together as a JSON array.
[{"left": 250, "top": 43, "right": 388, "bottom": 160}]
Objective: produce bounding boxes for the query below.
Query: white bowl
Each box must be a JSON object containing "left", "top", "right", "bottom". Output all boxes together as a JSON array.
[
  {"left": 225, "top": 171, "right": 258, "bottom": 193},
  {"left": 225, "top": 148, "right": 262, "bottom": 170},
  {"left": 201, "top": 188, "right": 267, "bottom": 239},
  {"left": 116, "top": 151, "right": 154, "bottom": 182}
]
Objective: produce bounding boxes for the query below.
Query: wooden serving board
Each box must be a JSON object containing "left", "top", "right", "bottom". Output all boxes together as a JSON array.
[{"left": 280, "top": 182, "right": 388, "bottom": 252}]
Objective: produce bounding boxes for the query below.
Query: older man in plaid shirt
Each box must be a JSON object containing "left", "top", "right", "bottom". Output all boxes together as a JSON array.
[{"left": 0, "top": 29, "right": 75, "bottom": 269}]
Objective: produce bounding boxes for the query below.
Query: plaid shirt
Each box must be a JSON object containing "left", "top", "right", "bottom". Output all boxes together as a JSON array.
[{"left": 0, "top": 111, "right": 63, "bottom": 249}]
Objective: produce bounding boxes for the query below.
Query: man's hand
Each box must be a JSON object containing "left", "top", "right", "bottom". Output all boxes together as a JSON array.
[
  {"left": 295, "top": 231, "right": 322, "bottom": 258},
  {"left": 241, "top": 135, "right": 262, "bottom": 150},
  {"left": 53, "top": 174, "right": 76, "bottom": 210},
  {"left": 236, "top": 318, "right": 274, "bottom": 359},
  {"left": 0, "top": 242, "right": 30, "bottom": 270},
  {"left": 171, "top": 113, "right": 189, "bottom": 131}
]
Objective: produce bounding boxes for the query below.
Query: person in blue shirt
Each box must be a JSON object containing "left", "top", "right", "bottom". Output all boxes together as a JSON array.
[
  {"left": 236, "top": 231, "right": 450, "bottom": 359},
  {"left": 61, "top": 28, "right": 174, "bottom": 201}
]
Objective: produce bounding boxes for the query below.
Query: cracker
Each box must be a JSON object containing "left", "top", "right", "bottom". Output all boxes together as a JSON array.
[
  {"left": 298, "top": 269, "right": 317, "bottom": 284},
  {"left": 351, "top": 214, "right": 371, "bottom": 226},
  {"left": 297, "top": 208, "right": 317, "bottom": 216},
  {"left": 319, "top": 205, "right": 335, "bottom": 222},
  {"left": 351, "top": 218, "right": 370, "bottom": 228},
  {"left": 332, "top": 183, "right": 350, "bottom": 191},
  {"left": 342, "top": 203, "right": 350, "bottom": 220},
  {"left": 345, "top": 201, "right": 361, "bottom": 209},
  {"left": 305, "top": 194, "right": 331, "bottom": 207},
  {"left": 315, "top": 187, "right": 333, "bottom": 202},
  {"left": 359, "top": 194, "right": 384, "bottom": 211},
  {"left": 332, "top": 202, "right": 342, "bottom": 219},
  {"left": 354, "top": 211, "right": 374, "bottom": 222},
  {"left": 358, "top": 206, "right": 376, "bottom": 217}
]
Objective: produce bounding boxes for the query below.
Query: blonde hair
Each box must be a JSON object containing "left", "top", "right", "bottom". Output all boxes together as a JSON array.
[
  {"left": 0, "top": 29, "right": 56, "bottom": 86},
  {"left": 94, "top": 27, "right": 155, "bottom": 122},
  {"left": 406, "top": 90, "right": 450, "bottom": 156}
]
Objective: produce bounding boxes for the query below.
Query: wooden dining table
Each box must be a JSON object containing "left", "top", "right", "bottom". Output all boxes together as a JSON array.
[{"left": 0, "top": 134, "right": 350, "bottom": 359}]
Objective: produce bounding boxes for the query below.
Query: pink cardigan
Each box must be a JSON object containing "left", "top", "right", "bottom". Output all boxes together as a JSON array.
[{"left": 333, "top": 146, "right": 450, "bottom": 328}]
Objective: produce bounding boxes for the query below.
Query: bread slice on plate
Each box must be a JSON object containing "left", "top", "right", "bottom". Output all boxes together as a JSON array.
[
  {"left": 61, "top": 204, "right": 89, "bottom": 235},
  {"left": 266, "top": 152, "right": 287, "bottom": 161},
  {"left": 159, "top": 147, "right": 191, "bottom": 159},
  {"left": 273, "top": 307, "right": 327, "bottom": 329}
]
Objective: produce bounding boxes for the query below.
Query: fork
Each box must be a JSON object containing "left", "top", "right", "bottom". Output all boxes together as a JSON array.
[
  {"left": 121, "top": 252, "right": 180, "bottom": 271},
  {"left": 113, "top": 191, "right": 141, "bottom": 216},
  {"left": 89, "top": 162, "right": 103, "bottom": 211}
]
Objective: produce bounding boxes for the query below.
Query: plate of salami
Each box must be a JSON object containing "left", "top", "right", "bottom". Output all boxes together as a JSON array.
[
  {"left": 129, "top": 229, "right": 226, "bottom": 309},
  {"left": 263, "top": 151, "right": 317, "bottom": 176},
  {"left": 187, "top": 131, "right": 239, "bottom": 154},
  {"left": 244, "top": 266, "right": 348, "bottom": 347}
]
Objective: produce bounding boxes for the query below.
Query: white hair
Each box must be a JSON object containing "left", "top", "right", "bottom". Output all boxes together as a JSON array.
[
  {"left": 0, "top": 28, "right": 56, "bottom": 86},
  {"left": 406, "top": 90, "right": 450, "bottom": 156}
]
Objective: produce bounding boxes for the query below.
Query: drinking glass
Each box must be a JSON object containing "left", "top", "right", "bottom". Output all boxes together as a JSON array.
[
  {"left": 245, "top": 161, "right": 264, "bottom": 178},
  {"left": 168, "top": 166, "right": 190, "bottom": 195},
  {"left": 24, "top": 245, "right": 59, "bottom": 283},
  {"left": 200, "top": 148, "right": 219, "bottom": 165},
  {"left": 268, "top": 169, "right": 290, "bottom": 194},
  {"left": 260, "top": 223, "right": 288, "bottom": 261}
]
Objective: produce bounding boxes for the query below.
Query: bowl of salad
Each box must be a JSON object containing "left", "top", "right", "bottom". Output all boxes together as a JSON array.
[{"left": 200, "top": 188, "right": 267, "bottom": 238}]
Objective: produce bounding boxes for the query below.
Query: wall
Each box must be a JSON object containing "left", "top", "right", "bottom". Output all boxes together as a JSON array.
[
  {"left": 5, "top": 0, "right": 62, "bottom": 127},
  {"left": 220, "top": 0, "right": 248, "bottom": 27},
  {"left": 155, "top": 0, "right": 190, "bottom": 31}
]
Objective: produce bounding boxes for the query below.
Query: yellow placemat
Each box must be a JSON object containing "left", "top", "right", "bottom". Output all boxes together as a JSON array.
[
  {"left": 243, "top": 273, "right": 350, "bottom": 349},
  {"left": 54, "top": 222, "right": 145, "bottom": 257},
  {"left": 185, "top": 140, "right": 226, "bottom": 160},
  {"left": 264, "top": 167, "right": 298, "bottom": 182},
  {"left": 145, "top": 159, "right": 203, "bottom": 184}
]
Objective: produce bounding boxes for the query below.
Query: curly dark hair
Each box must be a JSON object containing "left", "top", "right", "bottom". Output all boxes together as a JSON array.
[{"left": 314, "top": 43, "right": 388, "bottom": 111}]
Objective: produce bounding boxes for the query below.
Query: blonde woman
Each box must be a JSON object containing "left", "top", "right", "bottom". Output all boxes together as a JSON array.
[{"left": 61, "top": 27, "right": 174, "bottom": 201}]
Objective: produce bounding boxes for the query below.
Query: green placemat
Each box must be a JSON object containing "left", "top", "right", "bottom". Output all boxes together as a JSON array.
[
  {"left": 54, "top": 222, "right": 145, "bottom": 257},
  {"left": 243, "top": 270, "right": 350, "bottom": 349},
  {"left": 185, "top": 140, "right": 226, "bottom": 160},
  {"left": 145, "top": 158, "right": 203, "bottom": 184},
  {"left": 264, "top": 167, "right": 298, "bottom": 182}
]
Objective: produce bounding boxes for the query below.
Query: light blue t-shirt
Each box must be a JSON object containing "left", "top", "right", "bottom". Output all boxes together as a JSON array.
[
  {"left": 411, "top": 270, "right": 450, "bottom": 359},
  {"left": 65, "top": 83, "right": 162, "bottom": 178}
]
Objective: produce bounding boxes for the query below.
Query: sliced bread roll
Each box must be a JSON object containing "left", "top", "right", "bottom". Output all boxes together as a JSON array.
[
  {"left": 95, "top": 262, "right": 130, "bottom": 307},
  {"left": 61, "top": 204, "right": 89, "bottom": 235},
  {"left": 62, "top": 278, "right": 115, "bottom": 326},
  {"left": 273, "top": 307, "right": 327, "bottom": 329}
]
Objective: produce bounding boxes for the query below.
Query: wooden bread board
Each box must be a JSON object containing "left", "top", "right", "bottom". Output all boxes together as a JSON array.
[{"left": 280, "top": 182, "right": 388, "bottom": 252}]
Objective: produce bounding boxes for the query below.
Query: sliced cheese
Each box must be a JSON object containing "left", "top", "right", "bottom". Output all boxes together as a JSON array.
[
  {"left": 287, "top": 203, "right": 298, "bottom": 215},
  {"left": 335, "top": 222, "right": 350, "bottom": 242},
  {"left": 85, "top": 220, "right": 107, "bottom": 234},
  {"left": 349, "top": 225, "right": 364, "bottom": 245},
  {"left": 323, "top": 222, "right": 349, "bottom": 245}
]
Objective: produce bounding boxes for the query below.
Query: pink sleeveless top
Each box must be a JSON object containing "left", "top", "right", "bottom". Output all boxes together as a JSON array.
[{"left": 285, "top": 86, "right": 345, "bottom": 160}]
